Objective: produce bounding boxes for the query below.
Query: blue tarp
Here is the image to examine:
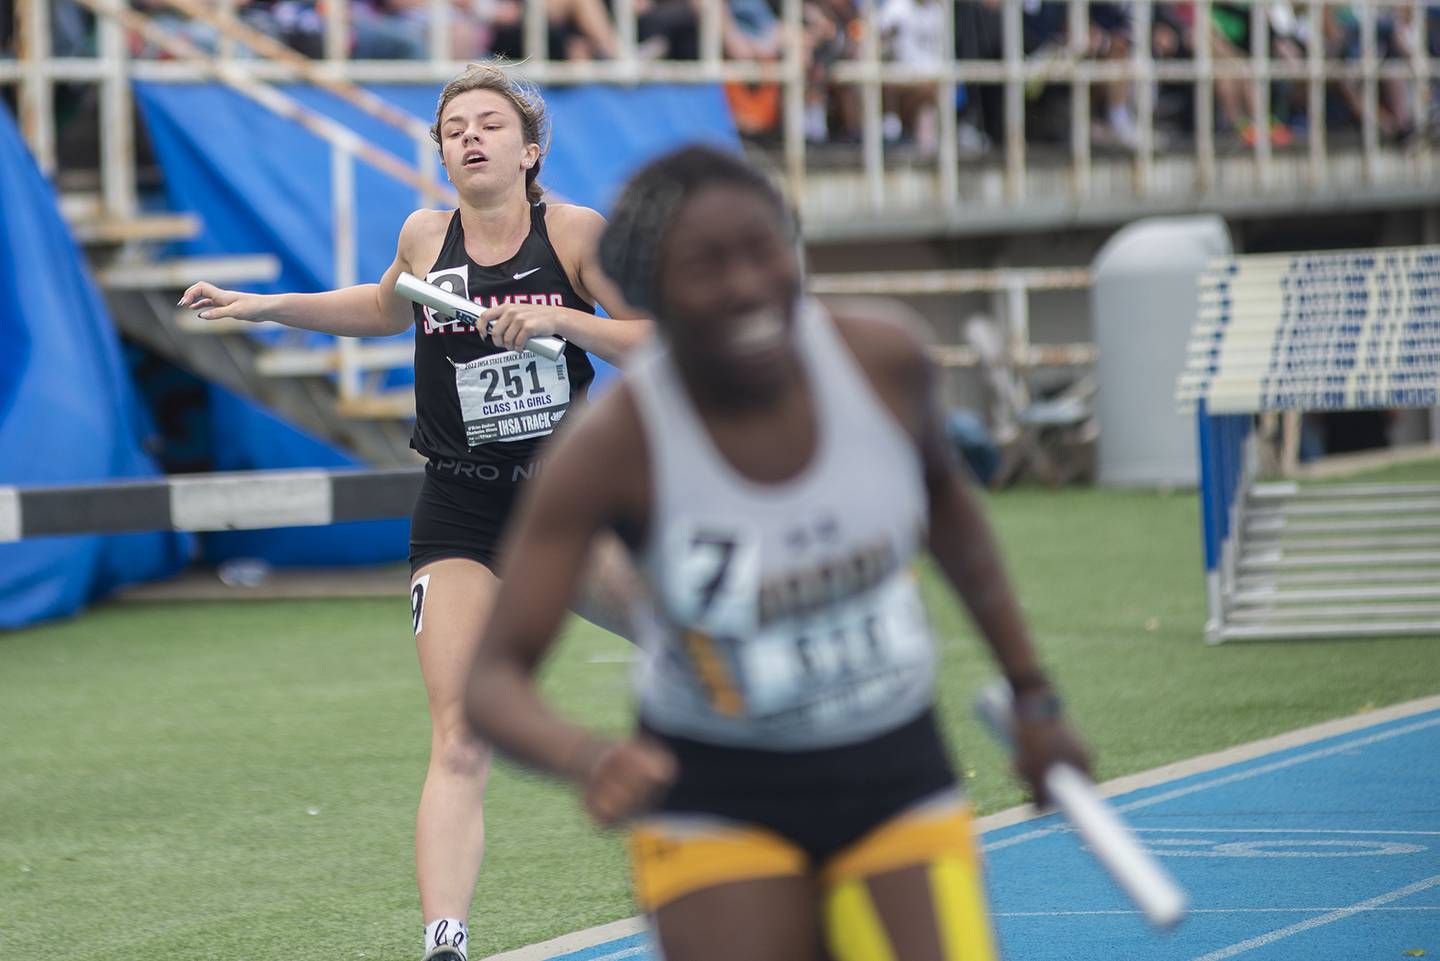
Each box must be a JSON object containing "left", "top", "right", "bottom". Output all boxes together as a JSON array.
[
  {"left": 199, "top": 384, "right": 409, "bottom": 565},
  {"left": 133, "top": 81, "right": 740, "bottom": 392},
  {"left": 126, "top": 80, "right": 737, "bottom": 566},
  {"left": 0, "top": 108, "right": 191, "bottom": 628},
  {"left": 135, "top": 82, "right": 738, "bottom": 296}
]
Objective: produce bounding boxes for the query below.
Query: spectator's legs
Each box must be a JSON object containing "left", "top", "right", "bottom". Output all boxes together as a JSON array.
[
  {"left": 829, "top": 80, "right": 861, "bottom": 141},
  {"left": 1271, "top": 35, "right": 1307, "bottom": 128},
  {"left": 351, "top": 3, "right": 427, "bottom": 60},
  {"left": 883, "top": 84, "right": 938, "bottom": 153},
  {"left": 1378, "top": 14, "right": 1413, "bottom": 137},
  {"left": 51, "top": 0, "right": 91, "bottom": 57},
  {"left": 1210, "top": 27, "right": 1256, "bottom": 133},
  {"left": 1323, "top": 8, "right": 1369, "bottom": 130},
  {"left": 636, "top": 1, "right": 700, "bottom": 61},
  {"left": 548, "top": 0, "right": 620, "bottom": 58},
  {"left": 1095, "top": 26, "right": 1138, "bottom": 147},
  {"left": 804, "top": 76, "right": 829, "bottom": 143}
]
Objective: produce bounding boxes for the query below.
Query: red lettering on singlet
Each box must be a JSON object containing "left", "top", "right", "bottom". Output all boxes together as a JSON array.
[{"left": 422, "top": 292, "right": 569, "bottom": 335}]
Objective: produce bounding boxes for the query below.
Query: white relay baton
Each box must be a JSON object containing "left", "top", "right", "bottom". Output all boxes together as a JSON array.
[
  {"left": 976, "top": 681, "right": 1187, "bottom": 930},
  {"left": 396, "top": 272, "right": 566, "bottom": 362}
]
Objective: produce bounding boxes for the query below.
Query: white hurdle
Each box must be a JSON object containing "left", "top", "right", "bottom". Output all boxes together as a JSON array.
[{"left": 1178, "top": 246, "right": 1440, "bottom": 643}]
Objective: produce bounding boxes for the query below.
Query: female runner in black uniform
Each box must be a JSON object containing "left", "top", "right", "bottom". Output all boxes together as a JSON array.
[{"left": 179, "top": 63, "right": 648, "bottom": 961}]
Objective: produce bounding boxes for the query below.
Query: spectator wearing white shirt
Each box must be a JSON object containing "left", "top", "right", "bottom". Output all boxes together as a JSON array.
[{"left": 878, "top": 0, "right": 944, "bottom": 152}]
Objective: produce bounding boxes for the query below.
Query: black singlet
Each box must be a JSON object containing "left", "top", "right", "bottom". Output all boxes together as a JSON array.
[{"left": 409, "top": 203, "right": 597, "bottom": 482}]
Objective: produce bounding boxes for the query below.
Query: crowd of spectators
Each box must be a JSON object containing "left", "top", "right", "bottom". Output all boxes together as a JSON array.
[{"left": 6, "top": 1, "right": 1439, "bottom": 151}]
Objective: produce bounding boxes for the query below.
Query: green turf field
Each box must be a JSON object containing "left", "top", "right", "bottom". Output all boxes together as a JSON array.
[{"left": 3, "top": 482, "right": 1439, "bottom": 961}]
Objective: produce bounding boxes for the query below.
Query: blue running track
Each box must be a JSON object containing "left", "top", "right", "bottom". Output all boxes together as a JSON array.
[{"left": 507, "top": 708, "right": 1440, "bottom": 961}]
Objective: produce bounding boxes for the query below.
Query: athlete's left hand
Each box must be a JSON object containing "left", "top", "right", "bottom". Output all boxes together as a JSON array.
[
  {"left": 484, "top": 303, "right": 564, "bottom": 353},
  {"left": 1014, "top": 715, "right": 1092, "bottom": 808}
]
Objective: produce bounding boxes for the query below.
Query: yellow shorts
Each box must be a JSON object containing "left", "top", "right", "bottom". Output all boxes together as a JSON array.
[{"left": 628, "top": 797, "right": 998, "bottom": 961}]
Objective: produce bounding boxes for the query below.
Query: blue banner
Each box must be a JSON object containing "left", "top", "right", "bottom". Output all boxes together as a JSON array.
[{"left": 0, "top": 108, "right": 191, "bottom": 628}]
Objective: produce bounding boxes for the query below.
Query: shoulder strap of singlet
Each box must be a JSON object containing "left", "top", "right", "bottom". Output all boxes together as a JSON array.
[
  {"left": 794, "top": 297, "right": 865, "bottom": 399},
  {"left": 627, "top": 339, "right": 688, "bottom": 451},
  {"left": 429, "top": 209, "right": 464, "bottom": 271},
  {"left": 530, "top": 202, "right": 567, "bottom": 270},
  {"left": 794, "top": 297, "right": 914, "bottom": 446},
  {"left": 442, "top": 208, "right": 463, "bottom": 247},
  {"left": 529, "top": 201, "right": 594, "bottom": 308},
  {"left": 626, "top": 340, "right": 703, "bottom": 518}
]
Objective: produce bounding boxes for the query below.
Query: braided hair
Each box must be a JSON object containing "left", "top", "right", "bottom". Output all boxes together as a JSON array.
[{"left": 598, "top": 145, "right": 791, "bottom": 317}]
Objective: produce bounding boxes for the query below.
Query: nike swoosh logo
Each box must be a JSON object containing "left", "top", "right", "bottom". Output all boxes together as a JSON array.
[{"left": 512, "top": 267, "right": 542, "bottom": 280}]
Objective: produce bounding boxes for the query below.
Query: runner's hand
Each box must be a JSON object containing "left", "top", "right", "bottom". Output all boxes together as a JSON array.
[
  {"left": 1015, "top": 715, "right": 1092, "bottom": 808},
  {"left": 484, "top": 303, "right": 564, "bottom": 353},
  {"left": 178, "top": 282, "right": 263, "bottom": 323},
  {"left": 579, "top": 737, "right": 677, "bottom": 827}
]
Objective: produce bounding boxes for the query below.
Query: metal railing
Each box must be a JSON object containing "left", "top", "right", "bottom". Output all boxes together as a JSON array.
[
  {"left": 10, "top": 0, "right": 460, "bottom": 402},
  {"left": 4, "top": 0, "right": 1437, "bottom": 408},
  {"left": 808, "top": 266, "right": 1095, "bottom": 369},
  {"left": 6, "top": 2, "right": 1440, "bottom": 233}
]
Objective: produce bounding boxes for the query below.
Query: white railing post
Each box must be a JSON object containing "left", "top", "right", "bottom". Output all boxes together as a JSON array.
[
  {"left": 333, "top": 143, "right": 361, "bottom": 401},
  {"left": 860, "top": 1, "right": 885, "bottom": 211},
  {"left": 1359, "top": 0, "right": 1380, "bottom": 182},
  {"left": 1307, "top": 0, "right": 1327, "bottom": 187},
  {"left": 1068, "top": 0, "right": 1091, "bottom": 199},
  {"left": 524, "top": 0, "right": 549, "bottom": 64},
  {"left": 18, "top": 0, "right": 57, "bottom": 177},
  {"left": 428, "top": 0, "right": 451, "bottom": 65},
  {"left": 1005, "top": 277, "right": 1029, "bottom": 370},
  {"left": 1133, "top": 0, "right": 1155, "bottom": 196},
  {"left": 217, "top": 0, "right": 238, "bottom": 60},
  {"left": 1195, "top": 0, "right": 1216, "bottom": 193},
  {"left": 98, "top": 6, "right": 137, "bottom": 219},
  {"left": 1250, "top": 0, "right": 1273, "bottom": 183},
  {"left": 781, "top": 0, "right": 806, "bottom": 202},
  {"left": 1407, "top": 0, "right": 1431, "bottom": 182},
  {"left": 936, "top": 0, "right": 959, "bottom": 210},
  {"left": 614, "top": 0, "right": 637, "bottom": 65},
  {"left": 699, "top": 0, "right": 723, "bottom": 68},
  {"left": 326, "top": 0, "right": 349, "bottom": 64},
  {"left": 1001, "top": 0, "right": 1025, "bottom": 202}
]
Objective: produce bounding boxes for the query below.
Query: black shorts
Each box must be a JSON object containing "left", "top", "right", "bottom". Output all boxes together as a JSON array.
[
  {"left": 408, "top": 460, "right": 524, "bottom": 574},
  {"left": 640, "top": 707, "right": 957, "bottom": 866}
]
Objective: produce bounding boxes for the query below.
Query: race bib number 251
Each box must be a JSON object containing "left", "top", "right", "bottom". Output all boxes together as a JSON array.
[{"left": 454, "top": 350, "right": 570, "bottom": 446}]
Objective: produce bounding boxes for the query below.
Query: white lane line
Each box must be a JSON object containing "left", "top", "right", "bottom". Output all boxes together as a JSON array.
[
  {"left": 585, "top": 948, "right": 647, "bottom": 961},
  {"left": 482, "top": 920, "right": 646, "bottom": 961},
  {"left": 996, "top": 906, "right": 1440, "bottom": 917},
  {"left": 1129, "top": 828, "right": 1440, "bottom": 836},
  {"left": 977, "top": 693, "right": 1440, "bottom": 835},
  {"left": 1120, "top": 716, "right": 1440, "bottom": 814},
  {"left": 985, "top": 714, "right": 1440, "bottom": 852},
  {"left": 1079, "top": 695, "right": 1440, "bottom": 801},
  {"left": 1183, "top": 875, "right": 1440, "bottom": 961}
]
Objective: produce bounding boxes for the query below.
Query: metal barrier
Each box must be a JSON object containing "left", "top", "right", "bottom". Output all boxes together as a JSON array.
[
  {"left": 1180, "top": 245, "right": 1440, "bottom": 642},
  {"left": 0, "top": 467, "right": 422, "bottom": 542},
  {"left": 809, "top": 265, "right": 1094, "bottom": 368}
]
